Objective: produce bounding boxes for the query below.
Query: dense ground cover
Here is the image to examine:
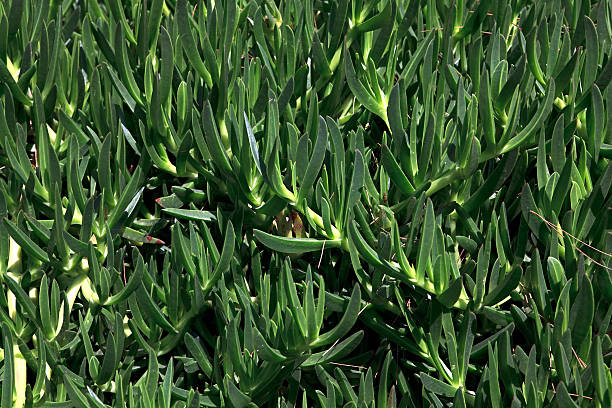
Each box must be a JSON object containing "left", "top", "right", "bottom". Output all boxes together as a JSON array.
[{"left": 0, "top": 0, "right": 611, "bottom": 406}]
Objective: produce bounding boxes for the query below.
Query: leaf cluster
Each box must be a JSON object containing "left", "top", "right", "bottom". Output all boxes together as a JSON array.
[{"left": 0, "top": 0, "right": 611, "bottom": 407}]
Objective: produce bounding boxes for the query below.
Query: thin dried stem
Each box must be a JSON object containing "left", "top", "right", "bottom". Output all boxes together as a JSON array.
[{"left": 530, "top": 210, "right": 612, "bottom": 271}]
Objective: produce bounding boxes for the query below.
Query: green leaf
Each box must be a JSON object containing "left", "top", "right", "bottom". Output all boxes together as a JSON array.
[
  {"left": 583, "top": 16, "right": 599, "bottom": 91},
  {"left": 161, "top": 358, "right": 174, "bottom": 408},
  {"left": 185, "top": 333, "right": 213, "bottom": 378},
  {"left": 305, "top": 269, "right": 318, "bottom": 341},
  {"left": 437, "top": 277, "right": 463, "bottom": 308},
  {"left": 31, "top": 328, "right": 48, "bottom": 398},
  {"left": 347, "top": 149, "right": 365, "bottom": 208},
  {"left": 3, "top": 217, "right": 49, "bottom": 263},
  {"left": 39, "top": 274, "right": 54, "bottom": 339},
  {"left": 420, "top": 373, "right": 457, "bottom": 397},
  {"left": 591, "top": 336, "right": 608, "bottom": 404},
  {"left": 520, "top": 184, "right": 544, "bottom": 238},
  {"left": 0, "top": 59, "right": 31, "bottom": 106},
  {"left": 463, "top": 150, "right": 517, "bottom": 213},
  {"left": 202, "top": 101, "right": 232, "bottom": 175},
  {"left": 453, "top": 388, "right": 466, "bottom": 408},
  {"left": 551, "top": 156, "right": 573, "bottom": 214},
  {"left": 311, "top": 284, "right": 361, "bottom": 347},
  {"left": 60, "top": 366, "right": 92, "bottom": 408},
  {"left": 284, "top": 262, "right": 308, "bottom": 340},
  {"left": 376, "top": 351, "right": 393, "bottom": 408},
  {"left": 176, "top": 0, "right": 213, "bottom": 88},
  {"left": 303, "top": 331, "right": 363, "bottom": 367},
  {"left": 253, "top": 229, "right": 341, "bottom": 254},
  {"left": 252, "top": 7, "right": 277, "bottom": 89},
  {"left": 107, "top": 167, "right": 144, "bottom": 233},
  {"left": 99, "top": 135, "right": 113, "bottom": 203},
  {"left": 381, "top": 145, "right": 414, "bottom": 195},
  {"left": 348, "top": 221, "right": 397, "bottom": 276},
  {"left": 104, "top": 252, "right": 145, "bottom": 306},
  {"left": 159, "top": 26, "right": 174, "bottom": 104},
  {"left": 503, "top": 79, "right": 555, "bottom": 152},
  {"left": 162, "top": 208, "right": 217, "bottom": 222},
  {"left": 135, "top": 283, "right": 178, "bottom": 334},
  {"left": 344, "top": 50, "right": 388, "bottom": 125},
  {"left": 551, "top": 115, "right": 566, "bottom": 173},
  {"left": 244, "top": 113, "right": 267, "bottom": 181},
  {"left": 114, "top": 24, "right": 143, "bottom": 107},
  {"left": 526, "top": 27, "right": 546, "bottom": 86},
  {"left": 252, "top": 326, "right": 288, "bottom": 363},
  {"left": 569, "top": 275, "right": 594, "bottom": 354},
  {"left": 145, "top": 348, "right": 159, "bottom": 397},
  {"left": 587, "top": 83, "right": 604, "bottom": 162},
  {"left": 172, "top": 223, "right": 197, "bottom": 279},
  {"left": 148, "top": 0, "right": 165, "bottom": 44},
  {"left": 417, "top": 115, "right": 434, "bottom": 181},
  {"left": 298, "top": 117, "right": 328, "bottom": 202},
  {"left": 2, "top": 323, "right": 14, "bottom": 408},
  {"left": 387, "top": 84, "right": 407, "bottom": 149},
  {"left": 96, "top": 331, "right": 117, "bottom": 385},
  {"left": 546, "top": 15, "right": 562, "bottom": 78},
  {"left": 478, "top": 67, "right": 496, "bottom": 148},
  {"left": 225, "top": 376, "right": 251, "bottom": 408},
  {"left": 400, "top": 30, "right": 435, "bottom": 82},
  {"left": 536, "top": 129, "right": 549, "bottom": 189},
  {"left": 487, "top": 343, "right": 501, "bottom": 407},
  {"left": 311, "top": 32, "right": 331, "bottom": 78},
  {"left": 554, "top": 382, "right": 579, "bottom": 408},
  {"left": 496, "top": 58, "right": 525, "bottom": 112},
  {"left": 177, "top": 131, "right": 193, "bottom": 175},
  {"left": 484, "top": 265, "right": 522, "bottom": 306},
  {"left": 416, "top": 199, "right": 435, "bottom": 284},
  {"left": 104, "top": 63, "right": 137, "bottom": 112},
  {"left": 206, "top": 220, "right": 235, "bottom": 291}
]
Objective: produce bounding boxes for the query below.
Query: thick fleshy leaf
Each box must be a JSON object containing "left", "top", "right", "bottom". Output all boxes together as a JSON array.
[{"left": 254, "top": 229, "right": 342, "bottom": 254}]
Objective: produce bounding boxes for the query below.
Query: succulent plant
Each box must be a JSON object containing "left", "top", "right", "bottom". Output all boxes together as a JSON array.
[{"left": 0, "top": 0, "right": 611, "bottom": 407}]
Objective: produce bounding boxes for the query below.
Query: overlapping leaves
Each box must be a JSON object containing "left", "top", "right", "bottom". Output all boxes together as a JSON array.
[{"left": 0, "top": 0, "right": 611, "bottom": 407}]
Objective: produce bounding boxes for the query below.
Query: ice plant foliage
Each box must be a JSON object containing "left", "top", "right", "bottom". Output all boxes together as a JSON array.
[{"left": 0, "top": 0, "right": 612, "bottom": 406}]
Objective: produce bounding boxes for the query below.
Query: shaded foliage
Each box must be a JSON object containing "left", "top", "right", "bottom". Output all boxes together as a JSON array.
[{"left": 0, "top": 0, "right": 611, "bottom": 407}]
